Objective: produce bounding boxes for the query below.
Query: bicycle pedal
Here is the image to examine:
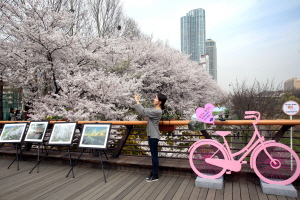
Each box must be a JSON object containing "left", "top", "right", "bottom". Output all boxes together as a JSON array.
[
  {"left": 226, "top": 171, "right": 231, "bottom": 174},
  {"left": 242, "top": 161, "right": 247, "bottom": 164}
]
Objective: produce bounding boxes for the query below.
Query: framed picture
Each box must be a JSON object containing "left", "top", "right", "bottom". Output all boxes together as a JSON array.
[
  {"left": 0, "top": 123, "right": 28, "bottom": 143},
  {"left": 79, "top": 123, "right": 112, "bottom": 150},
  {"left": 24, "top": 121, "right": 49, "bottom": 143},
  {"left": 48, "top": 122, "right": 77, "bottom": 145}
]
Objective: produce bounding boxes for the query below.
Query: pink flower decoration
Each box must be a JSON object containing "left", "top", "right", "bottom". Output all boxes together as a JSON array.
[{"left": 196, "top": 103, "right": 215, "bottom": 124}]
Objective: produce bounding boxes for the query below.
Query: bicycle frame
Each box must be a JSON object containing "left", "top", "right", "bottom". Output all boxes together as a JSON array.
[
  {"left": 216, "top": 111, "right": 276, "bottom": 168},
  {"left": 189, "top": 110, "right": 300, "bottom": 184}
]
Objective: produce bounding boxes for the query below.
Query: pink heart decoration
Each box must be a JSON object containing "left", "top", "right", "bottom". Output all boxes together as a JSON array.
[{"left": 196, "top": 103, "right": 215, "bottom": 124}]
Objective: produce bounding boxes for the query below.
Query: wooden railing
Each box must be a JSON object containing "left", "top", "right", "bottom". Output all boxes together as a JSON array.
[{"left": 0, "top": 120, "right": 300, "bottom": 159}]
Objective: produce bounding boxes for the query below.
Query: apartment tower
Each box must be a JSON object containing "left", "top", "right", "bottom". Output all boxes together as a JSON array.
[
  {"left": 181, "top": 8, "right": 206, "bottom": 63},
  {"left": 206, "top": 39, "right": 217, "bottom": 81}
]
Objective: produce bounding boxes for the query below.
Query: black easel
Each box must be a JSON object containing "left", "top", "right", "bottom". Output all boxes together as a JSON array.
[
  {"left": 66, "top": 149, "right": 108, "bottom": 183},
  {"left": 66, "top": 149, "right": 85, "bottom": 178},
  {"left": 35, "top": 143, "right": 42, "bottom": 173},
  {"left": 29, "top": 145, "right": 73, "bottom": 174},
  {"left": 29, "top": 146, "right": 53, "bottom": 174},
  {"left": 7, "top": 143, "right": 25, "bottom": 170},
  {"left": 97, "top": 149, "right": 107, "bottom": 183}
]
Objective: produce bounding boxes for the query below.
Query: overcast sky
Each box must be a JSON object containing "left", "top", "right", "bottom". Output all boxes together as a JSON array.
[{"left": 121, "top": 0, "right": 300, "bottom": 92}]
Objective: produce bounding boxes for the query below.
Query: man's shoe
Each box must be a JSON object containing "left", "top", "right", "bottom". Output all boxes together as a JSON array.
[
  {"left": 146, "top": 172, "right": 153, "bottom": 180},
  {"left": 146, "top": 174, "right": 158, "bottom": 182}
]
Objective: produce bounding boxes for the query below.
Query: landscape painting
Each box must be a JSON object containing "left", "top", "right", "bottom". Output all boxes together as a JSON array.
[
  {"left": 0, "top": 123, "right": 28, "bottom": 143},
  {"left": 79, "top": 123, "right": 111, "bottom": 149},
  {"left": 25, "top": 121, "right": 49, "bottom": 143},
  {"left": 48, "top": 122, "right": 77, "bottom": 145}
]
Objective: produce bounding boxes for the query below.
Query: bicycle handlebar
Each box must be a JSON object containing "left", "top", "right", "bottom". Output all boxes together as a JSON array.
[
  {"left": 245, "top": 111, "right": 259, "bottom": 115},
  {"left": 244, "top": 115, "right": 255, "bottom": 119},
  {"left": 244, "top": 111, "right": 261, "bottom": 124}
]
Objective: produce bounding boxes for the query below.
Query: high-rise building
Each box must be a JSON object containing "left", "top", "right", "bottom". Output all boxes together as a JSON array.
[
  {"left": 199, "top": 54, "right": 209, "bottom": 73},
  {"left": 206, "top": 39, "right": 217, "bottom": 81},
  {"left": 181, "top": 8, "right": 206, "bottom": 63},
  {"left": 284, "top": 78, "right": 300, "bottom": 90}
]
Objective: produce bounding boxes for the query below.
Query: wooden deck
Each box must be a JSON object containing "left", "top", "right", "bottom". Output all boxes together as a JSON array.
[{"left": 0, "top": 158, "right": 299, "bottom": 200}]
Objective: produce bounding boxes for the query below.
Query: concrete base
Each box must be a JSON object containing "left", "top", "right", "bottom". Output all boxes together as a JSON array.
[
  {"left": 195, "top": 175, "right": 224, "bottom": 189},
  {"left": 260, "top": 179, "right": 297, "bottom": 198}
]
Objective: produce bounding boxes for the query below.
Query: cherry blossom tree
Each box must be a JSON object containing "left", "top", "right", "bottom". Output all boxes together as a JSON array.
[{"left": 0, "top": 1, "right": 226, "bottom": 121}]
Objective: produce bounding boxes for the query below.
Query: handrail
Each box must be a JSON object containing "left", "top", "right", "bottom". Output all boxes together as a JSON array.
[
  {"left": 1, "top": 120, "right": 300, "bottom": 126},
  {"left": 79, "top": 120, "right": 300, "bottom": 126},
  {"left": 0, "top": 120, "right": 299, "bottom": 159}
]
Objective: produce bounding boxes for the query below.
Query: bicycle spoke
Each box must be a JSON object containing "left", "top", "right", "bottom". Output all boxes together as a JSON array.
[{"left": 253, "top": 144, "right": 299, "bottom": 184}]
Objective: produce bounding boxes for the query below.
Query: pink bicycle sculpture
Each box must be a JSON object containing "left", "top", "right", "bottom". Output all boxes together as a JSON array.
[{"left": 189, "top": 111, "right": 300, "bottom": 185}]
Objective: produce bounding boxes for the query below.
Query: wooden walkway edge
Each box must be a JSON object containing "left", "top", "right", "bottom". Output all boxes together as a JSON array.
[{"left": 0, "top": 148, "right": 299, "bottom": 199}]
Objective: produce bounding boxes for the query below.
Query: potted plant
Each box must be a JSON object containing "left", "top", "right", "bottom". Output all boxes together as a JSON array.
[
  {"left": 224, "top": 108, "right": 230, "bottom": 119},
  {"left": 46, "top": 116, "right": 68, "bottom": 121},
  {"left": 159, "top": 113, "right": 178, "bottom": 131}
]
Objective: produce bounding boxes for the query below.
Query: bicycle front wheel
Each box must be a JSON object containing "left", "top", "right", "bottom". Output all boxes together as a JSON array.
[
  {"left": 252, "top": 143, "right": 300, "bottom": 185},
  {"left": 189, "top": 141, "right": 227, "bottom": 179}
]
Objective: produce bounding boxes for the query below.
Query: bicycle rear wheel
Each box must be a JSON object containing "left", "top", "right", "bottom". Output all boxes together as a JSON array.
[
  {"left": 252, "top": 143, "right": 300, "bottom": 185},
  {"left": 189, "top": 141, "right": 227, "bottom": 179}
]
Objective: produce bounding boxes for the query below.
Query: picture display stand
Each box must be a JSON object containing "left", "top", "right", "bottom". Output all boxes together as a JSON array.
[
  {"left": 0, "top": 123, "right": 28, "bottom": 170},
  {"left": 7, "top": 143, "right": 25, "bottom": 170},
  {"left": 66, "top": 123, "right": 111, "bottom": 182},
  {"left": 24, "top": 121, "right": 49, "bottom": 173},
  {"left": 29, "top": 122, "right": 77, "bottom": 174}
]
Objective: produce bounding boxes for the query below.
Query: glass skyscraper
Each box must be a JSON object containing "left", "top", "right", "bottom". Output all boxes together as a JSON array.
[
  {"left": 181, "top": 8, "right": 206, "bottom": 63},
  {"left": 206, "top": 39, "right": 217, "bottom": 81}
]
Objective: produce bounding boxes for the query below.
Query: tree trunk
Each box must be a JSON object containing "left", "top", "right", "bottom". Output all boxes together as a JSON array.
[{"left": 0, "top": 78, "right": 3, "bottom": 120}]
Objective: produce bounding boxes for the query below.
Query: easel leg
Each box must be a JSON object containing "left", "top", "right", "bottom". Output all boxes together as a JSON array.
[
  {"left": 8, "top": 144, "right": 20, "bottom": 170},
  {"left": 68, "top": 148, "right": 74, "bottom": 178},
  {"left": 103, "top": 151, "right": 108, "bottom": 160},
  {"left": 98, "top": 150, "right": 106, "bottom": 183},
  {"left": 29, "top": 146, "right": 53, "bottom": 174},
  {"left": 37, "top": 143, "right": 40, "bottom": 173},
  {"left": 66, "top": 149, "right": 85, "bottom": 178}
]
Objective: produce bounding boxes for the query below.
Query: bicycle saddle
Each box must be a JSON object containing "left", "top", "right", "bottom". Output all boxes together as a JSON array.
[{"left": 216, "top": 131, "right": 231, "bottom": 137}]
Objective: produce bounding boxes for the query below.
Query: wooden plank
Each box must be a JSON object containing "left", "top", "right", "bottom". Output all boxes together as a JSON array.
[
  {"left": 154, "top": 175, "right": 179, "bottom": 200},
  {"left": 286, "top": 197, "right": 297, "bottom": 200},
  {"left": 26, "top": 166, "right": 95, "bottom": 199},
  {"left": 276, "top": 195, "right": 289, "bottom": 200},
  {"left": 128, "top": 174, "right": 169, "bottom": 200},
  {"left": 37, "top": 167, "right": 105, "bottom": 199},
  {"left": 172, "top": 176, "right": 192, "bottom": 200},
  {"left": 121, "top": 175, "right": 149, "bottom": 200},
  {"left": 72, "top": 170, "right": 125, "bottom": 200},
  {"left": 254, "top": 183, "right": 268, "bottom": 200},
  {"left": 198, "top": 187, "right": 208, "bottom": 199},
  {"left": 189, "top": 185, "right": 201, "bottom": 199},
  {"left": 180, "top": 176, "right": 195, "bottom": 200},
  {"left": 2, "top": 163, "right": 72, "bottom": 199},
  {"left": 163, "top": 176, "right": 184, "bottom": 200},
  {"left": 267, "top": 195, "right": 279, "bottom": 200},
  {"left": 239, "top": 181, "right": 250, "bottom": 200},
  {"left": 247, "top": 181, "right": 259, "bottom": 200},
  {"left": 84, "top": 171, "right": 135, "bottom": 199},
  {"left": 145, "top": 175, "right": 173, "bottom": 200},
  {"left": 232, "top": 182, "right": 241, "bottom": 200},
  {"left": 113, "top": 173, "right": 147, "bottom": 200},
  {"left": 100, "top": 172, "right": 143, "bottom": 200},
  {"left": 224, "top": 181, "right": 233, "bottom": 200},
  {"left": 206, "top": 188, "right": 216, "bottom": 200},
  {"left": 214, "top": 187, "right": 224, "bottom": 200}
]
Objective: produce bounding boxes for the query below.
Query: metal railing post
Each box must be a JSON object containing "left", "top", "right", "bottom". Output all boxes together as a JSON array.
[{"left": 111, "top": 125, "right": 134, "bottom": 158}]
